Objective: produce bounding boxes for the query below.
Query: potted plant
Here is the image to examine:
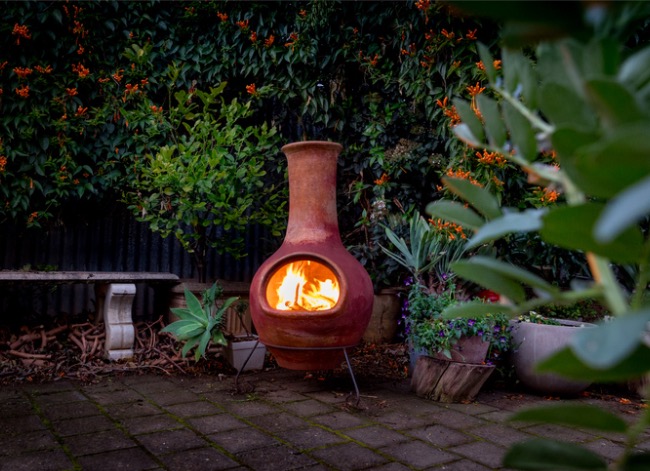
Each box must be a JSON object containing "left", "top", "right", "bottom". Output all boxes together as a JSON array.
[
  {"left": 161, "top": 282, "right": 266, "bottom": 371},
  {"left": 510, "top": 312, "right": 595, "bottom": 395}
]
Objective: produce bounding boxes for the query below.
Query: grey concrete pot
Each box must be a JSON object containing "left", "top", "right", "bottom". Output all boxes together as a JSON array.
[{"left": 510, "top": 319, "right": 595, "bottom": 396}]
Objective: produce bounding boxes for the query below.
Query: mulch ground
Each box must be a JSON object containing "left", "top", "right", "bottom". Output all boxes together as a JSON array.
[{"left": 0, "top": 317, "right": 411, "bottom": 386}]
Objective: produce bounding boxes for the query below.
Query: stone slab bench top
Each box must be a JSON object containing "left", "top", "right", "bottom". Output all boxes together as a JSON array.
[{"left": 0, "top": 271, "right": 180, "bottom": 283}]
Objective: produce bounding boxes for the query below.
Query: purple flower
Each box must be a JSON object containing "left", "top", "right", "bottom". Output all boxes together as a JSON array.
[
  {"left": 438, "top": 330, "right": 446, "bottom": 337},
  {"left": 468, "top": 319, "right": 475, "bottom": 327}
]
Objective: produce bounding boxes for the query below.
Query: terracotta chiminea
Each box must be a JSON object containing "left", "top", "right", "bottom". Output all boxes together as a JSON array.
[{"left": 249, "top": 141, "right": 374, "bottom": 370}]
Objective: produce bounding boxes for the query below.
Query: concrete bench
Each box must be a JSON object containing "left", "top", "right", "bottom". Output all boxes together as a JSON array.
[{"left": 0, "top": 271, "right": 180, "bottom": 360}]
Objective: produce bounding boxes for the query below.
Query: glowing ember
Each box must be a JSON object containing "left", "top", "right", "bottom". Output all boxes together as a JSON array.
[{"left": 268, "top": 260, "right": 340, "bottom": 311}]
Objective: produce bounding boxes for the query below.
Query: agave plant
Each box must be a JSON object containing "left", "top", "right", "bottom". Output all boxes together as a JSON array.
[{"left": 161, "top": 283, "right": 238, "bottom": 361}]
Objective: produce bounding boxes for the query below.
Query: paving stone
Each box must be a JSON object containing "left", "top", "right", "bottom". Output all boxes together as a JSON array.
[
  {"left": 120, "top": 413, "right": 183, "bottom": 435},
  {"left": 50, "top": 414, "right": 115, "bottom": 437},
  {"left": 104, "top": 399, "right": 162, "bottom": 419},
  {"left": 438, "top": 458, "right": 492, "bottom": 470},
  {"left": 344, "top": 425, "right": 410, "bottom": 448},
  {"left": 0, "top": 448, "right": 74, "bottom": 471},
  {"left": 366, "top": 463, "right": 413, "bottom": 471},
  {"left": 448, "top": 440, "right": 507, "bottom": 468},
  {"left": 208, "top": 427, "right": 280, "bottom": 453},
  {"left": 63, "top": 429, "right": 137, "bottom": 456},
  {"left": 277, "top": 426, "right": 349, "bottom": 450},
  {"left": 164, "top": 400, "right": 223, "bottom": 418},
  {"left": 583, "top": 438, "right": 627, "bottom": 462},
  {"left": 1, "top": 414, "right": 47, "bottom": 435},
  {"left": 235, "top": 444, "right": 318, "bottom": 470},
  {"left": 33, "top": 389, "right": 87, "bottom": 405},
  {"left": 262, "top": 389, "right": 311, "bottom": 403},
  {"left": 83, "top": 387, "right": 144, "bottom": 405},
  {"left": 0, "top": 393, "right": 33, "bottom": 419},
  {"left": 1, "top": 429, "right": 59, "bottom": 454},
  {"left": 281, "top": 399, "right": 337, "bottom": 417},
  {"left": 304, "top": 390, "right": 350, "bottom": 405},
  {"left": 522, "top": 423, "right": 596, "bottom": 443},
  {"left": 159, "top": 446, "right": 240, "bottom": 471},
  {"left": 142, "top": 390, "right": 201, "bottom": 406},
  {"left": 310, "top": 411, "right": 367, "bottom": 430},
  {"left": 429, "top": 409, "right": 489, "bottom": 430},
  {"left": 188, "top": 414, "right": 248, "bottom": 434},
  {"left": 442, "top": 401, "right": 499, "bottom": 416},
  {"left": 247, "top": 411, "right": 310, "bottom": 433},
  {"left": 407, "top": 424, "right": 475, "bottom": 447},
  {"left": 40, "top": 400, "right": 101, "bottom": 422},
  {"left": 136, "top": 428, "right": 208, "bottom": 455},
  {"left": 466, "top": 423, "right": 535, "bottom": 446},
  {"left": 220, "top": 399, "right": 280, "bottom": 417},
  {"left": 308, "top": 442, "right": 388, "bottom": 471},
  {"left": 76, "top": 446, "right": 159, "bottom": 470},
  {"left": 372, "top": 411, "right": 432, "bottom": 430},
  {"left": 380, "top": 440, "right": 457, "bottom": 468}
]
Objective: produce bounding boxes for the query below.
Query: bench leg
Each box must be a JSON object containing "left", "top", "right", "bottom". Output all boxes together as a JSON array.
[{"left": 96, "top": 283, "right": 136, "bottom": 360}]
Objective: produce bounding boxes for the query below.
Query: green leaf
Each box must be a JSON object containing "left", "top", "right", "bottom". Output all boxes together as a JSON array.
[
  {"left": 509, "top": 404, "right": 628, "bottom": 433},
  {"left": 625, "top": 453, "right": 650, "bottom": 471},
  {"left": 585, "top": 79, "right": 645, "bottom": 129},
  {"left": 195, "top": 329, "right": 212, "bottom": 361},
  {"left": 467, "top": 208, "right": 547, "bottom": 249},
  {"left": 477, "top": 42, "right": 496, "bottom": 84},
  {"left": 571, "top": 309, "right": 650, "bottom": 369},
  {"left": 595, "top": 175, "right": 650, "bottom": 243},
  {"left": 503, "top": 100, "right": 537, "bottom": 161},
  {"left": 452, "top": 260, "right": 526, "bottom": 304},
  {"left": 441, "top": 301, "right": 513, "bottom": 320},
  {"left": 476, "top": 94, "right": 507, "bottom": 148},
  {"left": 426, "top": 200, "right": 484, "bottom": 231},
  {"left": 184, "top": 288, "right": 206, "bottom": 322},
  {"left": 442, "top": 177, "right": 502, "bottom": 220},
  {"left": 503, "top": 439, "right": 608, "bottom": 471},
  {"left": 455, "top": 256, "right": 559, "bottom": 295},
  {"left": 540, "top": 203, "right": 644, "bottom": 263},
  {"left": 181, "top": 336, "right": 200, "bottom": 358},
  {"left": 618, "top": 44, "right": 650, "bottom": 91},
  {"left": 453, "top": 98, "right": 484, "bottom": 144},
  {"left": 537, "top": 343, "right": 650, "bottom": 382},
  {"left": 539, "top": 82, "right": 597, "bottom": 131},
  {"left": 453, "top": 123, "right": 481, "bottom": 147}
]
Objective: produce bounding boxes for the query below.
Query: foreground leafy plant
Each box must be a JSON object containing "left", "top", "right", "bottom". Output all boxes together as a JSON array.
[{"left": 427, "top": 1, "right": 650, "bottom": 469}]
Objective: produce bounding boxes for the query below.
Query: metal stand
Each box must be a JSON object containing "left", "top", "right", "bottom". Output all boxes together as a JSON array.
[{"left": 234, "top": 342, "right": 361, "bottom": 405}]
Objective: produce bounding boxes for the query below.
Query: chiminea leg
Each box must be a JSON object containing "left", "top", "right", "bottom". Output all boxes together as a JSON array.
[
  {"left": 343, "top": 348, "right": 360, "bottom": 405},
  {"left": 234, "top": 338, "right": 260, "bottom": 393}
]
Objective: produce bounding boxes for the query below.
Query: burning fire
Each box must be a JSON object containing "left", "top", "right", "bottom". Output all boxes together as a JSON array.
[{"left": 268, "top": 260, "right": 340, "bottom": 311}]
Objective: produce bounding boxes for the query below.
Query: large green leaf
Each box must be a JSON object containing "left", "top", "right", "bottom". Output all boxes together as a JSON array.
[
  {"left": 441, "top": 177, "right": 502, "bottom": 220},
  {"left": 595, "top": 175, "right": 650, "bottom": 243},
  {"left": 476, "top": 94, "right": 507, "bottom": 148},
  {"left": 618, "top": 44, "right": 650, "bottom": 91},
  {"left": 467, "top": 208, "right": 547, "bottom": 249},
  {"left": 539, "top": 82, "right": 596, "bottom": 131},
  {"left": 453, "top": 98, "right": 484, "bottom": 144},
  {"left": 502, "top": 100, "right": 538, "bottom": 161},
  {"left": 477, "top": 42, "right": 497, "bottom": 84},
  {"left": 509, "top": 404, "right": 628, "bottom": 433},
  {"left": 585, "top": 78, "right": 645, "bottom": 130},
  {"left": 441, "top": 301, "right": 513, "bottom": 320},
  {"left": 426, "top": 200, "right": 484, "bottom": 231},
  {"left": 625, "top": 453, "right": 650, "bottom": 471},
  {"left": 184, "top": 288, "right": 208, "bottom": 323},
  {"left": 571, "top": 309, "right": 650, "bottom": 369},
  {"left": 551, "top": 127, "right": 601, "bottom": 186},
  {"left": 537, "top": 343, "right": 650, "bottom": 382},
  {"left": 452, "top": 123, "right": 481, "bottom": 147},
  {"left": 540, "top": 203, "right": 644, "bottom": 263},
  {"left": 455, "top": 256, "right": 560, "bottom": 296},
  {"left": 503, "top": 439, "right": 608, "bottom": 471},
  {"left": 452, "top": 260, "right": 526, "bottom": 304},
  {"left": 571, "top": 122, "right": 650, "bottom": 199}
]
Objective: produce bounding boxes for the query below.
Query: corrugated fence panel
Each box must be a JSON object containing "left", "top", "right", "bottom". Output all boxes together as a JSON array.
[{"left": 0, "top": 207, "right": 277, "bottom": 326}]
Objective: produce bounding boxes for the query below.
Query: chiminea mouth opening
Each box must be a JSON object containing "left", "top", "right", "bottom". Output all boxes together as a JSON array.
[{"left": 262, "top": 255, "right": 344, "bottom": 316}]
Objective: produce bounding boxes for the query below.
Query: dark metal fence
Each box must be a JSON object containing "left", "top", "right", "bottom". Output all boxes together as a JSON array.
[{"left": 0, "top": 206, "right": 278, "bottom": 325}]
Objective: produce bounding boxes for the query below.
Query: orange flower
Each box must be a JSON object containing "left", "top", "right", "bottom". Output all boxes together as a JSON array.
[
  {"left": 236, "top": 19, "right": 249, "bottom": 30},
  {"left": 217, "top": 12, "right": 228, "bottom": 22},
  {"left": 0, "top": 155, "right": 7, "bottom": 173},
  {"left": 264, "top": 35, "right": 275, "bottom": 48},
  {"left": 441, "top": 29, "right": 455, "bottom": 40},
  {"left": 250, "top": 31, "right": 258, "bottom": 43},
  {"left": 476, "top": 61, "right": 485, "bottom": 71},
  {"left": 285, "top": 32, "right": 299, "bottom": 49},
  {"left": 436, "top": 96, "right": 449, "bottom": 109},
  {"left": 299, "top": 9, "right": 307, "bottom": 18},
  {"left": 466, "top": 29, "right": 478, "bottom": 40},
  {"left": 76, "top": 106, "right": 88, "bottom": 116},
  {"left": 246, "top": 83, "right": 257, "bottom": 95},
  {"left": 13, "top": 67, "right": 33, "bottom": 79},
  {"left": 415, "top": 0, "right": 431, "bottom": 10},
  {"left": 27, "top": 211, "right": 38, "bottom": 224},
  {"left": 0, "top": 61, "right": 7, "bottom": 71},
  {"left": 429, "top": 218, "right": 467, "bottom": 240},
  {"left": 12, "top": 24, "right": 31, "bottom": 44},
  {"left": 77, "top": 45, "right": 85, "bottom": 55},
  {"left": 466, "top": 82, "right": 486, "bottom": 97},
  {"left": 401, "top": 43, "right": 416, "bottom": 56},
  {"left": 540, "top": 187, "right": 559, "bottom": 203},
  {"left": 493, "top": 59, "right": 502, "bottom": 70},
  {"left": 443, "top": 105, "right": 461, "bottom": 126},
  {"left": 125, "top": 83, "right": 139, "bottom": 94},
  {"left": 98, "top": 77, "right": 110, "bottom": 83},
  {"left": 72, "top": 63, "right": 90, "bottom": 78},
  {"left": 112, "top": 70, "right": 123, "bottom": 82},
  {"left": 446, "top": 168, "right": 482, "bottom": 187},
  {"left": 374, "top": 173, "right": 389, "bottom": 185},
  {"left": 15, "top": 85, "right": 29, "bottom": 98},
  {"left": 150, "top": 105, "right": 163, "bottom": 113},
  {"left": 34, "top": 65, "right": 53, "bottom": 74},
  {"left": 475, "top": 150, "right": 506, "bottom": 166},
  {"left": 66, "top": 87, "right": 78, "bottom": 97},
  {"left": 140, "top": 78, "right": 149, "bottom": 86}
]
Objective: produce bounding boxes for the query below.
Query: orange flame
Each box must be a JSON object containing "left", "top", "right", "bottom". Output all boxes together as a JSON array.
[{"left": 268, "top": 261, "right": 340, "bottom": 311}]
